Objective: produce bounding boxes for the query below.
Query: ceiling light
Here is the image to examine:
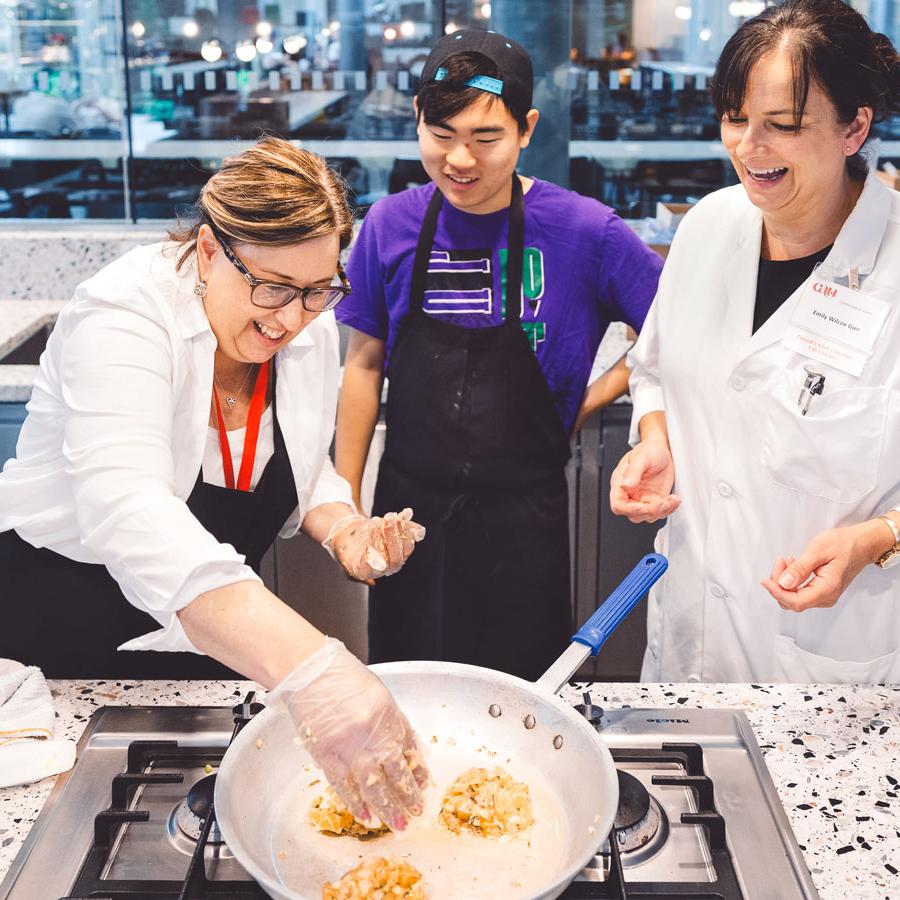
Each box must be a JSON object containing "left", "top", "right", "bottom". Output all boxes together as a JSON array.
[
  {"left": 200, "top": 40, "right": 222, "bottom": 61},
  {"left": 728, "top": 1, "right": 765, "bottom": 17},
  {"left": 282, "top": 34, "right": 307, "bottom": 54},
  {"left": 235, "top": 41, "right": 257, "bottom": 62}
]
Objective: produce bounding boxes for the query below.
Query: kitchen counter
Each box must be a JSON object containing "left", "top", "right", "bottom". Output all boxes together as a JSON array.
[
  {"left": 0, "top": 680, "right": 896, "bottom": 898},
  {"left": 0, "top": 300, "right": 66, "bottom": 402}
]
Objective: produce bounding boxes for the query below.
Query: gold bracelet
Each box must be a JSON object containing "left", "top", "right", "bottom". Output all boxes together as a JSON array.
[
  {"left": 874, "top": 515, "right": 900, "bottom": 568},
  {"left": 878, "top": 514, "right": 900, "bottom": 547}
]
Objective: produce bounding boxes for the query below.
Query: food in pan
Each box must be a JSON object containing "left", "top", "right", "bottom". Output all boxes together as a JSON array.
[
  {"left": 321, "top": 857, "right": 426, "bottom": 899},
  {"left": 439, "top": 766, "right": 534, "bottom": 837},
  {"left": 309, "top": 787, "right": 389, "bottom": 837}
]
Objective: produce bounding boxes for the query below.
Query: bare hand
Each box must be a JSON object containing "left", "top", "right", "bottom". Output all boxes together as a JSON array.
[
  {"left": 761, "top": 521, "right": 888, "bottom": 612},
  {"left": 610, "top": 439, "right": 680, "bottom": 524}
]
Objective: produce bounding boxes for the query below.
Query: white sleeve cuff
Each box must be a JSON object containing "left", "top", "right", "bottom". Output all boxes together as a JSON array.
[
  {"left": 627, "top": 384, "right": 666, "bottom": 447},
  {"left": 117, "top": 614, "right": 202, "bottom": 653},
  {"left": 308, "top": 457, "right": 354, "bottom": 511},
  {"left": 118, "top": 566, "right": 262, "bottom": 653}
]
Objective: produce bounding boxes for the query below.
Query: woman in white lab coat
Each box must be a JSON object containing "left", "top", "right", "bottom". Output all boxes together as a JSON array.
[
  {"left": 0, "top": 138, "right": 427, "bottom": 829},
  {"left": 612, "top": 0, "right": 900, "bottom": 683}
]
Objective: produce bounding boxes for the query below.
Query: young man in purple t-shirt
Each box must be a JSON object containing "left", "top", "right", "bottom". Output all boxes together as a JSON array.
[{"left": 335, "top": 30, "right": 662, "bottom": 680}]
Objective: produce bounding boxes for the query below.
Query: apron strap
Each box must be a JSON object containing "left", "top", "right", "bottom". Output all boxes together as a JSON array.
[
  {"left": 409, "top": 186, "right": 445, "bottom": 315},
  {"left": 505, "top": 174, "right": 525, "bottom": 324},
  {"left": 409, "top": 174, "right": 527, "bottom": 322}
]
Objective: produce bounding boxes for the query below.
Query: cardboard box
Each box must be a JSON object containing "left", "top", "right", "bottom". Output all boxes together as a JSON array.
[{"left": 655, "top": 201, "right": 694, "bottom": 230}]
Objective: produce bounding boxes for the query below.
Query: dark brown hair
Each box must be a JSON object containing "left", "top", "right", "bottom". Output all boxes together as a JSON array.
[
  {"left": 416, "top": 51, "right": 531, "bottom": 133},
  {"left": 169, "top": 136, "right": 353, "bottom": 271},
  {"left": 712, "top": 0, "right": 899, "bottom": 178}
]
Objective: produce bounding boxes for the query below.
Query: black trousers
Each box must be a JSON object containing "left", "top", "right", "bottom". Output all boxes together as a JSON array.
[{"left": 369, "top": 462, "right": 571, "bottom": 682}]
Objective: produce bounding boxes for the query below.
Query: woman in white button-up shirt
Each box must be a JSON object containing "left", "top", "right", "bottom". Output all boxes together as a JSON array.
[
  {"left": 611, "top": 0, "right": 900, "bottom": 683},
  {"left": 0, "top": 138, "right": 429, "bottom": 831}
]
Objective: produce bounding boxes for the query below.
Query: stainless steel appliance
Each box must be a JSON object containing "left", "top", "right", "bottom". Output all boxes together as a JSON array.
[{"left": 0, "top": 693, "right": 818, "bottom": 899}]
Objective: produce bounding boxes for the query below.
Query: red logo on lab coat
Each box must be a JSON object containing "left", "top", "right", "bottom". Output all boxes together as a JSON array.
[{"left": 812, "top": 281, "right": 838, "bottom": 298}]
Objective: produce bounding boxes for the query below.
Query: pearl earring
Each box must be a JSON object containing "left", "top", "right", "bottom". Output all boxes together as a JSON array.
[
  {"left": 846, "top": 146, "right": 853, "bottom": 154},
  {"left": 193, "top": 280, "right": 207, "bottom": 298}
]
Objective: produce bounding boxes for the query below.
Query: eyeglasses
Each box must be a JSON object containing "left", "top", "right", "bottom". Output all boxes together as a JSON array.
[{"left": 213, "top": 230, "right": 352, "bottom": 312}]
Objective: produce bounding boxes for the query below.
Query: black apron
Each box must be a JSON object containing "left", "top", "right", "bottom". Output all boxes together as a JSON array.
[
  {"left": 0, "top": 374, "right": 298, "bottom": 679},
  {"left": 370, "top": 176, "right": 573, "bottom": 681}
]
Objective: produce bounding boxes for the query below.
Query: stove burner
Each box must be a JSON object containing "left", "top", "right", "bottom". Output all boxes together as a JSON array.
[
  {"left": 597, "top": 770, "right": 669, "bottom": 866},
  {"left": 614, "top": 770, "right": 651, "bottom": 831},
  {"left": 574, "top": 690, "right": 605, "bottom": 726},
  {"left": 172, "top": 774, "right": 224, "bottom": 844}
]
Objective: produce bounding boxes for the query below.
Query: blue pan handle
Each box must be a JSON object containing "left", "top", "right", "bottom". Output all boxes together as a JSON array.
[{"left": 572, "top": 554, "right": 668, "bottom": 656}]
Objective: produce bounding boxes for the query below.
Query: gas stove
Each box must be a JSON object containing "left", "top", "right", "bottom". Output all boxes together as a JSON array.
[{"left": 0, "top": 695, "right": 819, "bottom": 899}]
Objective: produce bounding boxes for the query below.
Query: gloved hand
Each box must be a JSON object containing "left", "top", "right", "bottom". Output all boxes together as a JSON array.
[
  {"left": 322, "top": 508, "right": 426, "bottom": 582},
  {"left": 267, "top": 637, "right": 429, "bottom": 831}
]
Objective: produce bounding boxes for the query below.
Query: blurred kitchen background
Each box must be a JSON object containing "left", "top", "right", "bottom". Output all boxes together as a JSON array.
[{"left": 0, "top": 0, "right": 897, "bottom": 678}]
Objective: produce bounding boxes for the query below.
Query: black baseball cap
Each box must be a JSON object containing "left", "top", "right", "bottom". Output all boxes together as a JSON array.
[{"left": 420, "top": 30, "right": 534, "bottom": 110}]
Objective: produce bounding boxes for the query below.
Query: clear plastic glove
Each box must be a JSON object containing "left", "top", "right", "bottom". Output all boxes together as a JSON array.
[
  {"left": 267, "top": 637, "right": 429, "bottom": 831},
  {"left": 322, "top": 508, "right": 426, "bottom": 582}
]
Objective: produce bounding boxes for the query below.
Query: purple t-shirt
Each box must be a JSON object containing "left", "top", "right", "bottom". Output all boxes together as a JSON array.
[{"left": 337, "top": 179, "right": 662, "bottom": 433}]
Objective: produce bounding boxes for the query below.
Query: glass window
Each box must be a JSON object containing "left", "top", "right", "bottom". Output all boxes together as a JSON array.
[
  {"left": 0, "top": 0, "right": 896, "bottom": 222},
  {"left": 0, "top": 0, "right": 127, "bottom": 217}
]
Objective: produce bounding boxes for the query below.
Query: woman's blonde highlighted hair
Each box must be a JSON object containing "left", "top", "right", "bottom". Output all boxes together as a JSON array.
[{"left": 170, "top": 136, "right": 353, "bottom": 270}]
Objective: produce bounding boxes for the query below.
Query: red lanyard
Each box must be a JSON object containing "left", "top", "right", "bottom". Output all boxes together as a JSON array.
[{"left": 212, "top": 360, "right": 270, "bottom": 492}]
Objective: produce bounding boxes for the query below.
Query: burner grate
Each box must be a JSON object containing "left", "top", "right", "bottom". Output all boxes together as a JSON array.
[
  {"left": 59, "top": 698, "right": 266, "bottom": 900},
  {"left": 561, "top": 742, "right": 743, "bottom": 899}
]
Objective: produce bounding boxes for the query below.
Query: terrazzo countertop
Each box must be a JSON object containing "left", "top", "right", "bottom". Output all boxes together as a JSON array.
[
  {"left": 0, "top": 299, "right": 633, "bottom": 405},
  {"left": 0, "top": 300, "right": 66, "bottom": 402},
  {"left": 0, "top": 680, "right": 896, "bottom": 897},
  {"left": 0, "top": 227, "right": 167, "bottom": 301}
]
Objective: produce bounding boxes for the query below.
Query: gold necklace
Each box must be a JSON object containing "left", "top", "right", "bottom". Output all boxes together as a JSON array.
[{"left": 214, "top": 364, "right": 255, "bottom": 408}]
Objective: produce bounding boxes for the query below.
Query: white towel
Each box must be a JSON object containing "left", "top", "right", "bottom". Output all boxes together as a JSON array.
[{"left": 0, "top": 659, "right": 76, "bottom": 788}]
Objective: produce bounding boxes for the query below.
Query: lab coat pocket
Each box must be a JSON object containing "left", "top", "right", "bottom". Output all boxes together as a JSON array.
[
  {"left": 773, "top": 635, "right": 900, "bottom": 684},
  {"left": 761, "top": 385, "right": 887, "bottom": 504}
]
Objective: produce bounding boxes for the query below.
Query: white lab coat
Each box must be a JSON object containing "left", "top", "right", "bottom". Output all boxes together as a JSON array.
[
  {"left": 0, "top": 243, "right": 352, "bottom": 653},
  {"left": 628, "top": 171, "right": 900, "bottom": 683}
]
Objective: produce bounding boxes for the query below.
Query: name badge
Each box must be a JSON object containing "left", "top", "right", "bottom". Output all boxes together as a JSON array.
[{"left": 783, "top": 276, "right": 891, "bottom": 376}]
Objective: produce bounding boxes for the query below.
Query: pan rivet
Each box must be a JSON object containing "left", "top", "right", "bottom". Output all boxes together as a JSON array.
[
  {"left": 553, "top": 735, "right": 564, "bottom": 750},
  {"left": 523, "top": 714, "right": 536, "bottom": 730},
  {"left": 488, "top": 704, "right": 502, "bottom": 718}
]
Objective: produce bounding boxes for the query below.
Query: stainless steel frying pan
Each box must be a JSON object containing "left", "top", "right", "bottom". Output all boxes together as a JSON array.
[{"left": 216, "top": 553, "right": 668, "bottom": 900}]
